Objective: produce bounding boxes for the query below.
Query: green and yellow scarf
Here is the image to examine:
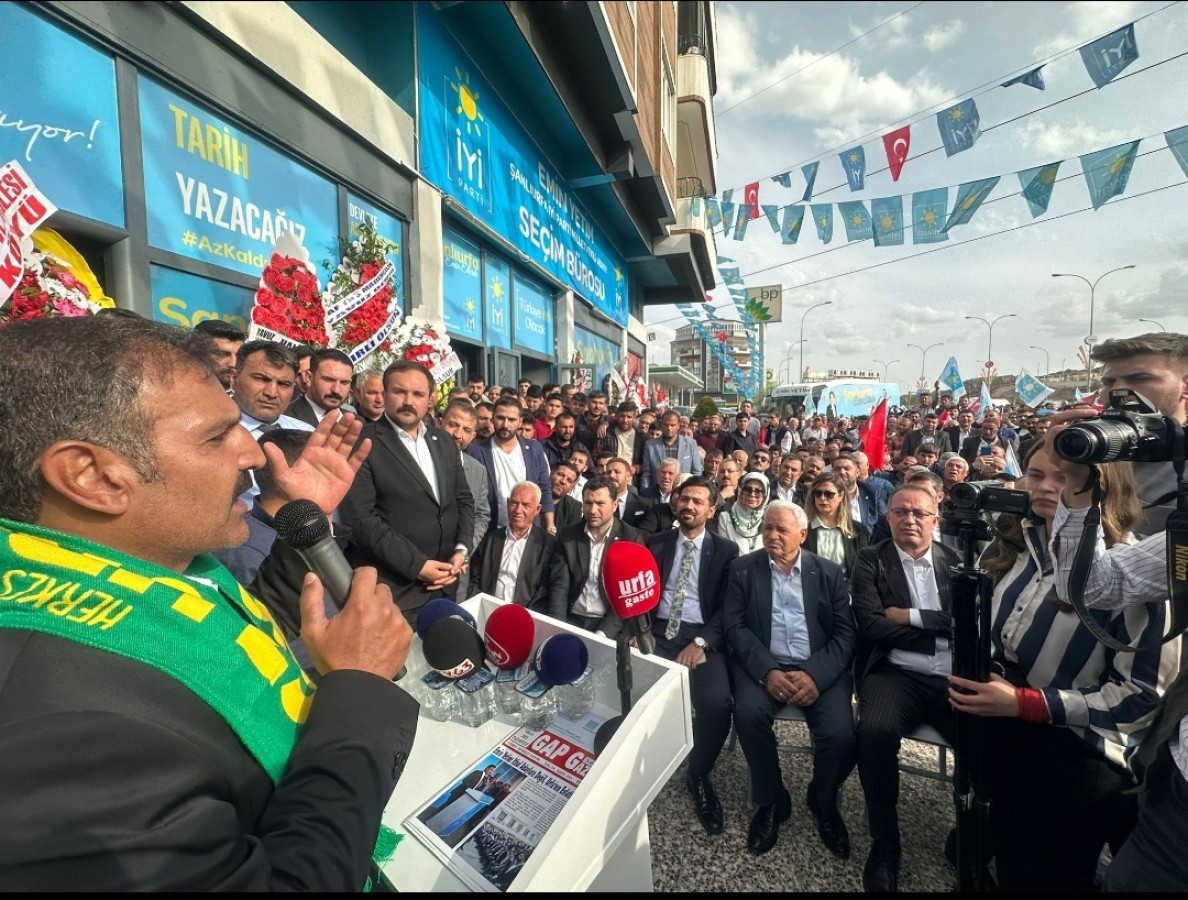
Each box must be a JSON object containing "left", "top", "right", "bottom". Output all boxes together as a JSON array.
[{"left": 0, "top": 518, "right": 314, "bottom": 783}]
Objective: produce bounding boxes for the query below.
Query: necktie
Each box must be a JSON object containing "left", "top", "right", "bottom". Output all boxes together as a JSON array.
[
  {"left": 258, "top": 421, "right": 281, "bottom": 434},
  {"left": 665, "top": 539, "right": 697, "bottom": 640}
]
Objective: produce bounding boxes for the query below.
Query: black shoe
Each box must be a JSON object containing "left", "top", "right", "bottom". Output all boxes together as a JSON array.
[
  {"left": 806, "top": 786, "right": 851, "bottom": 860},
  {"left": 747, "top": 791, "right": 791, "bottom": 855},
  {"left": 863, "top": 842, "right": 901, "bottom": 893},
  {"left": 685, "top": 772, "right": 723, "bottom": 835}
]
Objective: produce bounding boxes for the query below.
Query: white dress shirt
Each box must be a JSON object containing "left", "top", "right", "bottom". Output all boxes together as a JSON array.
[
  {"left": 495, "top": 526, "right": 531, "bottom": 602},
  {"left": 571, "top": 527, "right": 613, "bottom": 618},
  {"left": 887, "top": 545, "right": 951, "bottom": 677},
  {"left": 390, "top": 416, "right": 440, "bottom": 503},
  {"left": 491, "top": 442, "right": 527, "bottom": 527}
]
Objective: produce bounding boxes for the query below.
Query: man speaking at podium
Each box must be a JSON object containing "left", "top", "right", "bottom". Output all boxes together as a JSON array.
[{"left": 0, "top": 316, "right": 418, "bottom": 891}]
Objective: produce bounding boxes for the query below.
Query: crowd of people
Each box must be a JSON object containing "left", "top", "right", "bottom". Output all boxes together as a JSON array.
[{"left": 2, "top": 310, "right": 1187, "bottom": 893}]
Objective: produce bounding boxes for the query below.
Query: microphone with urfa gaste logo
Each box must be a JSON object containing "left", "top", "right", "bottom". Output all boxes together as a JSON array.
[
  {"left": 595, "top": 541, "right": 663, "bottom": 756},
  {"left": 602, "top": 540, "right": 662, "bottom": 655}
]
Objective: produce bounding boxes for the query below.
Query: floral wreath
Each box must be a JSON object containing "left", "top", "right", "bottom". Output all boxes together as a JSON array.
[
  {"left": 1, "top": 240, "right": 101, "bottom": 326},
  {"left": 251, "top": 250, "right": 329, "bottom": 347},
  {"left": 324, "top": 218, "right": 401, "bottom": 368},
  {"left": 391, "top": 314, "right": 459, "bottom": 406}
]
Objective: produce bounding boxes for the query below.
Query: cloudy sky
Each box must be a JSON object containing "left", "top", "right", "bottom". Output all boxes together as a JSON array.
[{"left": 646, "top": 1, "right": 1188, "bottom": 394}]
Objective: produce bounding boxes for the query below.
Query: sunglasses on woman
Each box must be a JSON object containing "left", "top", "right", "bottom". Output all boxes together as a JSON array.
[{"left": 813, "top": 490, "right": 839, "bottom": 499}]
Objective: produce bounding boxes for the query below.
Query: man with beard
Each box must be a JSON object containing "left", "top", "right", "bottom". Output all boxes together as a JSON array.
[
  {"left": 440, "top": 401, "right": 492, "bottom": 599},
  {"left": 466, "top": 372, "right": 486, "bottom": 403},
  {"left": 549, "top": 462, "right": 584, "bottom": 530},
  {"left": 646, "top": 478, "right": 739, "bottom": 835},
  {"left": 831, "top": 455, "right": 887, "bottom": 541},
  {"left": 576, "top": 390, "right": 610, "bottom": 451},
  {"left": 474, "top": 401, "right": 495, "bottom": 440},
  {"left": 286, "top": 348, "right": 355, "bottom": 427},
  {"left": 696, "top": 413, "right": 728, "bottom": 454},
  {"left": 541, "top": 412, "right": 589, "bottom": 471},
  {"left": 467, "top": 397, "right": 555, "bottom": 534},
  {"left": 192, "top": 319, "right": 245, "bottom": 393},
  {"left": 773, "top": 455, "right": 805, "bottom": 505},
  {"left": 340, "top": 361, "right": 475, "bottom": 624},
  {"left": 350, "top": 370, "right": 386, "bottom": 423},
  {"left": 596, "top": 401, "right": 646, "bottom": 481}
]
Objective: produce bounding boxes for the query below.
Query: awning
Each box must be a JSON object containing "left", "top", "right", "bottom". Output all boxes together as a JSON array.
[{"left": 646, "top": 365, "right": 704, "bottom": 391}]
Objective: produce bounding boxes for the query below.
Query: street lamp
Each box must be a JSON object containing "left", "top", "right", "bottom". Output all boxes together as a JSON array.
[
  {"left": 1028, "top": 345, "right": 1050, "bottom": 375},
  {"left": 1051, "top": 265, "right": 1135, "bottom": 388},
  {"left": 907, "top": 342, "right": 942, "bottom": 385},
  {"left": 873, "top": 358, "right": 900, "bottom": 382},
  {"left": 964, "top": 314, "right": 1016, "bottom": 366},
  {"left": 779, "top": 340, "right": 806, "bottom": 383},
  {"left": 1139, "top": 318, "right": 1166, "bottom": 331},
  {"left": 799, "top": 301, "right": 833, "bottom": 380}
]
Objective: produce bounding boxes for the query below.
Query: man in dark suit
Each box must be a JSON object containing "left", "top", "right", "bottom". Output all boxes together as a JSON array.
[
  {"left": 547, "top": 475, "right": 642, "bottom": 636},
  {"left": 900, "top": 412, "right": 954, "bottom": 456},
  {"left": 285, "top": 347, "right": 355, "bottom": 427},
  {"left": 340, "top": 360, "right": 475, "bottom": 625},
  {"left": 647, "top": 477, "right": 739, "bottom": 835},
  {"left": 440, "top": 401, "right": 491, "bottom": 600},
  {"left": 958, "top": 412, "right": 1016, "bottom": 466},
  {"left": 944, "top": 409, "right": 976, "bottom": 458},
  {"left": 723, "top": 500, "right": 856, "bottom": 858},
  {"left": 607, "top": 456, "right": 652, "bottom": 528},
  {"left": 467, "top": 396, "right": 555, "bottom": 534},
  {"left": 642, "top": 457, "right": 682, "bottom": 504},
  {"left": 850, "top": 483, "right": 959, "bottom": 892},
  {"left": 467, "top": 482, "right": 555, "bottom": 609},
  {"left": 548, "top": 463, "right": 584, "bottom": 530},
  {"left": 832, "top": 454, "right": 887, "bottom": 540}
]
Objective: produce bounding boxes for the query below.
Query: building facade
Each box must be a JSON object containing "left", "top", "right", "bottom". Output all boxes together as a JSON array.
[
  {"left": 670, "top": 320, "right": 750, "bottom": 402},
  {"left": 3, "top": 0, "right": 719, "bottom": 390}
]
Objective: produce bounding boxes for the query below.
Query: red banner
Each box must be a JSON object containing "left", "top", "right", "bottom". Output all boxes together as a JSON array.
[
  {"left": 744, "top": 181, "right": 761, "bottom": 218},
  {"left": 859, "top": 398, "right": 889, "bottom": 471}
]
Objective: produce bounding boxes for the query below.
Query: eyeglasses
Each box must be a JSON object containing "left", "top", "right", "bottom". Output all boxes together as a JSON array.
[
  {"left": 888, "top": 507, "right": 937, "bottom": 520},
  {"left": 813, "top": 490, "right": 838, "bottom": 499},
  {"left": 741, "top": 486, "right": 766, "bottom": 495}
]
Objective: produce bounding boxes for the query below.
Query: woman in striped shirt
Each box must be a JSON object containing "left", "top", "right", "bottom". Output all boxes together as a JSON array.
[{"left": 947, "top": 439, "right": 1179, "bottom": 891}]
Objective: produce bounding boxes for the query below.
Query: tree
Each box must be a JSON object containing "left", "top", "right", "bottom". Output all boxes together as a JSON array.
[{"left": 692, "top": 396, "right": 719, "bottom": 420}]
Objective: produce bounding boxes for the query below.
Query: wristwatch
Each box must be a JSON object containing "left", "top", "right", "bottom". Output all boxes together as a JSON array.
[{"left": 692, "top": 636, "right": 708, "bottom": 650}]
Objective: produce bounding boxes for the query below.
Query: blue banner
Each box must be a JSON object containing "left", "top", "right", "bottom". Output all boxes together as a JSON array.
[
  {"left": 943, "top": 176, "right": 1000, "bottom": 232},
  {"left": 837, "top": 201, "right": 872, "bottom": 242},
  {"left": 1001, "top": 65, "right": 1046, "bottom": 90},
  {"left": 514, "top": 273, "right": 555, "bottom": 356},
  {"left": 811, "top": 204, "right": 833, "bottom": 244},
  {"left": 1167, "top": 126, "right": 1188, "bottom": 178},
  {"left": 781, "top": 205, "right": 805, "bottom": 244},
  {"left": 1081, "top": 24, "right": 1138, "bottom": 88},
  {"left": 139, "top": 78, "right": 340, "bottom": 278},
  {"left": 417, "top": 11, "right": 628, "bottom": 325},
  {"left": 912, "top": 188, "right": 949, "bottom": 244},
  {"left": 484, "top": 252, "right": 512, "bottom": 350},
  {"left": 1017, "top": 162, "right": 1061, "bottom": 217},
  {"left": 937, "top": 98, "right": 981, "bottom": 157},
  {"left": 1080, "top": 140, "right": 1140, "bottom": 210},
  {"left": 801, "top": 162, "right": 819, "bottom": 202},
  {"left": 839, "top": 146, "right": 866, "bottom": 192},
  {"left": 442, "top": 223, "right": 484, "bottom": 342},
  {"left": 574, "top": 327, "right": 620, "bottom": 388},
  {"left": 151, "top": 264, "right": 254, "bottom": 332},
  {"left": 0, "top": 4, "right": 124, "bottom": 226},
  {"left": 871, "top": 197, "right": 904, "bottom": 246}
]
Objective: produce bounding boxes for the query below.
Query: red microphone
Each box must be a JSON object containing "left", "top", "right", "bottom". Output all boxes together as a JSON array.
[
  {"left": 483, "top": 603, "right": 536, "bottom": 670},
  {"left": 602, "top": 541, "right": 662, "bottom": 655}
]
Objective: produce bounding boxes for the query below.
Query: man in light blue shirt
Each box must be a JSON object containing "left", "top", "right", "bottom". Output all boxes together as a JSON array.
[{"left": 723, "top": 500, "right": 857, "bottom": 859}]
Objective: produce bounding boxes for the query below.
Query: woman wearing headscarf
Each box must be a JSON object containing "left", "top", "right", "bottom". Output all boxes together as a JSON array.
[
  {"left": 947, "top": 439, "right": 1178, "bottom": 891},
  {"left": 712, "top": 471, "right": 769, "bottom": 554},
  {"left": 802, "top": 471, "right": 868, "bottom": 580}
]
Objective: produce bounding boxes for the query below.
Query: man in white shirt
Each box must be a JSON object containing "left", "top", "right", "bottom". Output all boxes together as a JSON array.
[
  {"left": 567, "top": 448, "right": 590, "bottom": 501},
  {"left": 774, "top": 456, "right": 805, "bottom": 505},
  {"left": 467, "top": 482, "right": 554, "bottom": 609},
  {"left": 467, "top": 396, "right": 554, "bottom": 533},
  {"left": 849, "top": 484, "right": 959, "bottom": 892}
]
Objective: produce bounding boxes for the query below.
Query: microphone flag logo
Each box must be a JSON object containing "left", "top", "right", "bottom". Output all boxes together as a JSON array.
[
  {"left": 616, "top": 568, "right": 657, "bottom": 611},
  {"left": 486, "top": 634, "right": 511, "bottom": 668}
]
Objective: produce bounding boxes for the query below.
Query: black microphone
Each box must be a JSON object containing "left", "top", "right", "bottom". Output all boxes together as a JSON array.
[{"left": 273, "top": 499, "right": 352, "bottom": 609}]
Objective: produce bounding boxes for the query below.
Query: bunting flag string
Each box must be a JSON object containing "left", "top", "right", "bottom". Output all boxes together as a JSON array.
[
  {"left": 837, "top": 201, "right": 872, "bottom": 242},
  {"left": 1080, "top": 140, "right": 1140, "bottom": 209},
  {"left": 1081, "top": 24, "right": 1139, "bottom": 88},
  {"left": 1018, "top": 162, "right": 1061, "bottom": 217},
  {"left": 937, "top": 98, "right": 981, "bottom": 157},
  {"left": 871, "top": 196, "right": 904, "bottom": 246},
  {"left": 839, "top": 146, "right": 866, "bottom": 191},
  {"left": 912, "top": 188, "right": 949, "bottom": 244}
]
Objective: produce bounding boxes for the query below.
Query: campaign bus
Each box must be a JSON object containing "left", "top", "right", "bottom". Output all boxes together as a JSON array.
[{"left": 770, "top": 379, "right": 900, "bottom": 421}]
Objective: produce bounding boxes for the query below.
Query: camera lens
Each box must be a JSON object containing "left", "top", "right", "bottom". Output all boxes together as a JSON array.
[
  {"left": 949, "top": 482, "right": 979, "bottom": 510},
  {"left": 1053, "top": 419, "right": 1137, "bottom": 464}
]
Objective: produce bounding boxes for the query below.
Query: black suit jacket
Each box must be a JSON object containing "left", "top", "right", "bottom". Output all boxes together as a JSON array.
[
  {"left": 340, "top": 418, "right": 475, "bottom": 613},
  {"left": 284, "top": 395, "right": 322, "bottom": 429},
  {"left": 638, "top": 501, "right": 678, "bottom": 536},
  {"left": 552, "top": 494, "right": 584, "bottom": 530},
  {"left": 901, "top": 428, "right": 953, "bottom": 456},
  {"left": 617, "top": 488, "right": 653, "bottom": 528},
  {"left": 467, "top": 525, "right": 556, "bottom": 610},
  {"left": 849, "top": 538, "right": 958, "bottom": 679},
  {"left": 803, "top": 523, "right": 869, "bottom": 580},
  {"left": 646, "top": 529, "right": 739, "bottom": 652},
  {"left": 547, "top": 518, "right": 643, "bottom": 636},
  {"left": 959, "top": 433, "right": 1012, "bottom": 466},
  {"left": 722, "top": 548, "right": 855, "bottom": 695}
]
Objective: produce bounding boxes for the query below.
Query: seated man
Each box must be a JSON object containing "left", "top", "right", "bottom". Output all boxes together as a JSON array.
[
  {"left": 723, "top": 501, "right": 856, "bottom": 858},
  {"left": 850, "top": 484, "right": 959, "bottom": 892},
  {"left": 646, "top": 478, "right": 739, "bottom": 835},
  {"left": 467, "top": 482, "right": 556, "bottom": 609},
  {"left": 547, "top": 475, "right": 642, "bottom": 635}
]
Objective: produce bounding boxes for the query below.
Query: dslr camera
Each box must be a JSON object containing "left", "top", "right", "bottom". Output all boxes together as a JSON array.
[{"left": 1052, "top": 389, "right": 1186, "bottom": 465}]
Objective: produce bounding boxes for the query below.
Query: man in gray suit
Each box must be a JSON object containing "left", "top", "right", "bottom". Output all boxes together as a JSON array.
[
  {"left": 440, "top": 401, "right": 491, "bottom": 599},
  {"left": 641, "top": 410, "right": 702, "bottom": 492}
]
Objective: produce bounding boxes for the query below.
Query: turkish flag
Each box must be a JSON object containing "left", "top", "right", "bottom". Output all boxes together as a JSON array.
[
  {"left": 858, "top": 398, "right": 889, "bottom": 472},
  {"left": 744, "top": 181, "right": 761, "bottom": 218},
  {"left": 882, "top": 126, "right": 911, "bottom": 182}
]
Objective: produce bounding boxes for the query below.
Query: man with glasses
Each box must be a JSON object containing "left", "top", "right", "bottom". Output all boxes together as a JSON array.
[{"left": 850, "top": 484, "right": 959, "bottom": 892}]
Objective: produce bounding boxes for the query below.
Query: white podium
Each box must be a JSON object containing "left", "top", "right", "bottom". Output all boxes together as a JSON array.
[{"left": 379, "top": 594, "right": 693, "bottom": 892}]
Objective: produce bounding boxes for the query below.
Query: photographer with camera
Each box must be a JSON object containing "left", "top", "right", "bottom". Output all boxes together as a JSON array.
[
  {"left": 1042, "top": 331, "right": 1188, "bottom": 891},
  {"left": 947, "top": 439, "right": 1177, "bottom": 891}
]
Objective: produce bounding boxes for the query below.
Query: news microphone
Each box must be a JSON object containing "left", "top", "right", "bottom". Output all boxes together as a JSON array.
[
  {"left": 483, "top": 603, "right": 536, "bottom": 670},
  {"left": 532, "top": 633, "right": 589, "bottom": 687},
  {"left": 415, "top": 597, "right": 477, "bottom": 640},
  {"left": 601, "top": 541, "right": 663, "bottom": 655},
  {"left": 274, "top": 499, "right": 351, "bottom": 609},
  {"left": 423, "top": 616, "right": 485, "bottom": 680}
]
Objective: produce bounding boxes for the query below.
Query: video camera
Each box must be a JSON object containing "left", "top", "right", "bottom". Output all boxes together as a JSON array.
[{"left": 1053, "top": 389, "right": 1186, "bottom": 465}]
